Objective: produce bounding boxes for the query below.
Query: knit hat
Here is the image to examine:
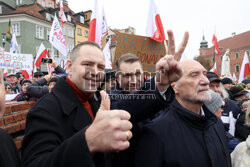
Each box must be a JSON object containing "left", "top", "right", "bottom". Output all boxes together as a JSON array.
[
  {"left": 4, "top": 81, "right": 12, "bottom": 89},
  {"left": 206, "top": 72, "right": 221, "bottom": 83},
  {"left": 221, "top": 77, "right": 233, "bottom": 85},
  {"left": 230, "top": 86, "right": 248, "bottom": 99},
  {"left": 205, "top": 90, "right": 224, "bottom": 113},
  {"left": 21, "top": 79, "right": 32, "bottom": 86}
]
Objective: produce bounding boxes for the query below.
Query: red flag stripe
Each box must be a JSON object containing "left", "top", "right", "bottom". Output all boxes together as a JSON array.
[
  {"left": 88, "top": 19, "right": 97, "bottom": 42},
  {"left": 151, "top": 14, "right": 165, "bottom": 42},
  {"left": 35, "top": 49, "right": 49, "bottom": 67}
]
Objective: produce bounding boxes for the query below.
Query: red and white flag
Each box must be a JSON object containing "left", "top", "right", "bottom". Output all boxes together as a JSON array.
[
  {"left": 210, "top": 62, "right": 217, "bottom": 74},
  {"left": 103, "top": 38, "right": 112, "bottom": 69},
  {"left": 239, "top": 51, "right": 250, "bottom": 83},
  {"left": 146, "top": 0, "right": 165, "bottom": 42},
  {"left": 35, "top": 43, "right": 49, "bottom": 67},
  {"left": 88, "top": 0, "right": 108, "bottom": 46},
  {"left": 59, "top": 0, "right": 67, "bottom": 26},
  {"left": 212, "top": 28, "right": 219, "bottom": 56}
]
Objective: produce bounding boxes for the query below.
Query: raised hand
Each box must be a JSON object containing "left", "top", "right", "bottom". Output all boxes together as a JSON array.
[
  {"left": 85, "top": 91, "right": 133, "bottom": 153},
  {"left": 155, "top": 30, "right": 189, "bottom": 92}
]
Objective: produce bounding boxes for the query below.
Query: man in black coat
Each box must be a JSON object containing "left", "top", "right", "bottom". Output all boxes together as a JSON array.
[
  {"left": 21, "top": 41, "right": 133, "bottom": 167},
  {"left": 134, "top": 60, "right": 231, "bottom": 167},
  {"left": 0, "top": 69, "right": 21, "bottom": 167}
]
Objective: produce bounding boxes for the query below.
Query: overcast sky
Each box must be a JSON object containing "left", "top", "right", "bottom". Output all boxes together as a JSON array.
[{"left": 68, "top": 0, "right": 250, "bottom": 59}]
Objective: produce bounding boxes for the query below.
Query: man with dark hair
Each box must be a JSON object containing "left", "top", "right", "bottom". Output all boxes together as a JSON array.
[{"left": 0, "top": 69, "right": 21, "bottom": 167}]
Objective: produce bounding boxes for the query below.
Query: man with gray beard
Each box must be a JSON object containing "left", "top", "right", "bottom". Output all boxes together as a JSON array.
[{"left": 134, "top": 60, "right": 231, "bottom": 167}]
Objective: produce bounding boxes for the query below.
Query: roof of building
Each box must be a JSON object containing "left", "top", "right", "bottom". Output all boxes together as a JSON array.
[{"left": 202, "top": 31, "right": 250, "bottom": 56}]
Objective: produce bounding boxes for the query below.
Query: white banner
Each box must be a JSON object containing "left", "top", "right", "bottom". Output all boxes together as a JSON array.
[
  {"left": 49, "top": 14, "right": 68, "bottom": 57},
  {"left": 0, "top": 52, "right": 33, "bottom": 71}
]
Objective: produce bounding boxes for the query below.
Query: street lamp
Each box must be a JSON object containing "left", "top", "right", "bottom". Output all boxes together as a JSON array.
[{"left": 1, "top": 33, "right": 6, "bottom": 49}]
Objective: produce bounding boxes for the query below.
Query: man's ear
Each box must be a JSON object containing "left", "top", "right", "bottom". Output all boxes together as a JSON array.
[
  {"left": 171, "top": 82, "right": 177, "bottom": 93},
  {"left": 66, "top": 60, "right": 72, "bottom": 77}
]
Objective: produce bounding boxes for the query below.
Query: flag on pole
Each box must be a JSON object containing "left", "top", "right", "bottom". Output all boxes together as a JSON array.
[
  {"left": 49, "top": 14, "right": 68, "bottom": 56},
  {"left": 22, "top": 70, "right": 31, "bottom": 79},
  {"left": 103, "top": 38, "right": 112, "bottom": 69},
  {"left": 35, "top": 43, "right": 49, "bottom": 67},
  {"left": 239, "top": 51, "right": 250, "bottom": 83},
  {"left": 10, "top": 33, "right": 18, "bottom": 53},
  {"left": 212, "top": 28, "right": 219, "bottom": 56},
  {"left": 88, "top": 0, "right": 108, "bottom": 46},
  {"left": 6, "top": 19, "right": 12, "bottom": 43},
  {"left": 210, "top": 62, "right": 217, "bottom": 74},
  {"left": 59, "top": 0, "right": 67, "bottom": 26},
  {"left": 146, "top": 0, "right": 165, "bottom": 42}
]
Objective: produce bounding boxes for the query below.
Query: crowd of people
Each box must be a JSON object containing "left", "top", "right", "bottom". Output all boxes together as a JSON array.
[{"left": 0, "top": 30, "right": 249, "bottom": 167}]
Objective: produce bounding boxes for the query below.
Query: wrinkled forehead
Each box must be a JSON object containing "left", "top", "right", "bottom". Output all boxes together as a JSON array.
[{"left": 180, "top": 60, "right": 206, "bottom": 76}]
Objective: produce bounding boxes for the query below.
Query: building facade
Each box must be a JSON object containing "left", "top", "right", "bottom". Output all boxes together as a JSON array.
[{"left": 200, "top": 31, "right": 250, "bottom": 79}]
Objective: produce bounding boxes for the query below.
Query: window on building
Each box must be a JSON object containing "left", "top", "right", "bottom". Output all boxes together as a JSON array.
[
  {"left": 46, "top": 13, "right": 51, "bottom": 21},
  {"left": 47, "top": 28, "right": 50, "bottom": 40},
  {"left": 80, "top": 16, "right": 85, "bottom": 24},
  {"left": 67, "top": 15, "right": 71, "bottom": 22},
  {"left": 235, "top": 64, "right": 240, "bottom": 73},
  {"left": 48, "top": 2, "right": 53, "bottom": 8},
  {"left": 235, "top": 52, "right": 239, "bottom": 59},
  {"left": 68, "top": 28, "right": 74, "bottom": 38},
  {"left": 77, "top": 28, "right": 82, "bottom": 35},
  {"left": 212, "top": 57, "right": 215, "bottom": 62},
  {"left": 0, "top": 5, "right": 2, "bottom": 14},
  {"left": 16, "top": 0, "right": 19, "bottom": 5},
  {"left": 84, "top": 30, "right": 88, "bottom": 37},
  {"left": 12, "top": 23, "right": 20, "bottom": 36},
  {"left": 36, "top": 25, "right": 44, "bottom": 39},
  {"left": 20, "top": 0, "right": 22, "bottom": 4},
  {"left": 41, "top": 0, "right": 45, "bottom": 7},
  {"left": 247, "top": 50, "right": 250, "bottom": 56},
  {"left": 68, "top": 44, "right": 74, "bottom": 52}
]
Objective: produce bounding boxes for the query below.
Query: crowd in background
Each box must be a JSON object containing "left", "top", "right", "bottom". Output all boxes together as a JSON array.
[{"left": 0, "top": 39, "right": 250, "bottom": 167}]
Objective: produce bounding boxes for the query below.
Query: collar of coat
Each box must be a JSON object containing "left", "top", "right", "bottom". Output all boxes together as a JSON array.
[{"left": 170, "top": 99, "right": 218, "bottom": 130}]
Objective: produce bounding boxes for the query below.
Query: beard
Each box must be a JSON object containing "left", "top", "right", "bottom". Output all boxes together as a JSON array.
[{"left": 183, "top": 85, "right": 211, "bottom": 104}]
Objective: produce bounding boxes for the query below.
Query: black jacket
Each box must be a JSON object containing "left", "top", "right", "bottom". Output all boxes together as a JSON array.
[
  {"left": 134, "top": 99, "right": 231, "bottom": 167},
  {"left": 235, "top": 111, "right": 250, "bottom": 141},
  {"left": 108, "top": 78, "right": 175, "bottom": 167},
  {"left": 21, "top": 77, "right": 101, "bottom": 167},
  {"left": 0, "top": 128, "right": 21, "bottom": 167}
]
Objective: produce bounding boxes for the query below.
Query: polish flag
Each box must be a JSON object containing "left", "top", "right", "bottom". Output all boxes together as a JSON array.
[
  {"left": 35, "top": 43, "right": 49, "bottom": 67},
  {"left": 146, "top": 0, "right": 165, "bottom": 42},
  {"left": 59, "top": 0, "right": 67, "bottom": 26},
  {"left": 212, "top": 29, "right": 219, "bottom": 56},
  {"left": 88, "top": 0, "right": 108, "bottom": 46},
  {"left": 210, "top": 62, "right": 217, "bottom": 74},
  {"left": 239, "top": 51, "right": 250, "bottom": 83}
]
